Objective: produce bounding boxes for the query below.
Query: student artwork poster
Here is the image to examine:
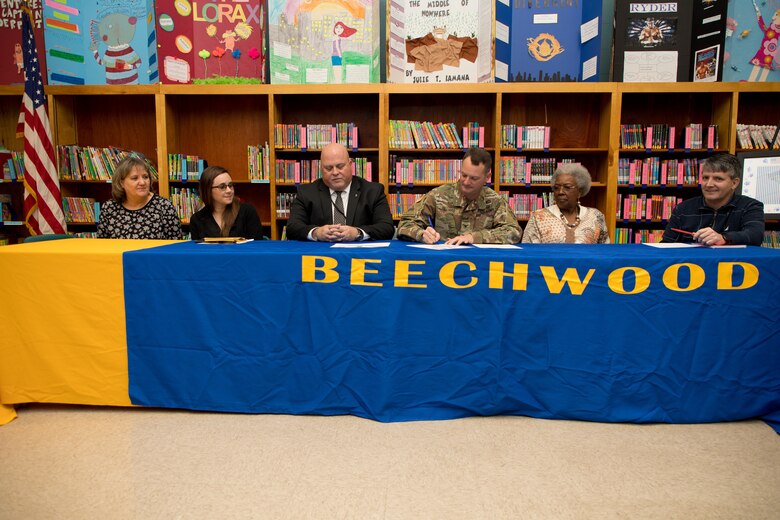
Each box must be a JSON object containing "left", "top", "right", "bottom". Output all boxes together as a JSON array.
[
  {"left": 156, "top": 0, "right": 266, "bottom": 84},
  {"left": 693, "top": 44, "right": 719, "bottom": 82},
  {"left": 621, "top": 7, "right": 682, "bottom": 82},
  {"left": 0, "top": 2, "right": 46, "bottom": 86},
  {"left": 494, "top": 0, "right": 602, "bottom": 82},
  {"left": 268, "top": 0, "right": 380, "bottom": 84},
  {"left": 723, "top": 0, "right": 780, "bottom": 82},
  {"left": 43, "top": 0, "right": 158, "bottom": 85},
  {"left": 388, "top": 0, "right": 493, "bottom": 83}
]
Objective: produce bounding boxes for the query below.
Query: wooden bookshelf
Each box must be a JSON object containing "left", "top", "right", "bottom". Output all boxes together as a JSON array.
[
  {"left": 0, "top": 82, "right": 777, "bottom": 242},
  {"left": 0, "top": 88, "right": 24, "bottom": 243}
]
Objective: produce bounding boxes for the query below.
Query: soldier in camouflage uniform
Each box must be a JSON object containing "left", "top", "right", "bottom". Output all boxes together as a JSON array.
[{"left": 397, "top": 148, "right": 522, "bottom": 245}]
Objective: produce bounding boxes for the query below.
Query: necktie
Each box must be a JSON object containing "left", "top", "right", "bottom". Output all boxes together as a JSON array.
[{"left": 333, "top": 191, "right": 346, "bottom": 225}]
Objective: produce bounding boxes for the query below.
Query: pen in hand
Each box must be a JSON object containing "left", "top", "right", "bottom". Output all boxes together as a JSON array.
[
  {"left": 425, "top": 215, "right": 442, "bottom": 244},
  {"left": 671, "top": 228, "right": 695, "bottom": 236}
]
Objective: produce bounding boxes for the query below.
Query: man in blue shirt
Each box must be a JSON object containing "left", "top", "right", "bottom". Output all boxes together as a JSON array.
[{"left": 662, "top": 154, "right": 765, "bottom": 246}]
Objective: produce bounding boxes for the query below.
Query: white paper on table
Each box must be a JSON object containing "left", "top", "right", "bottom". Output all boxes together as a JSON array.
[
  {"left": 330, "top": 242, "right": 391, "bottom": 248},
  {"left": 470, "top": 244, "right": 522, "bottom": 249},
  {"left": 407, "top": 244, "right": 467, "bottom": 250},
  {"left": 643, "top": 243, "right": 703, "bottom": 248},
  {"left": 198, "top": 239, "right": 254, "bottom": 245}
]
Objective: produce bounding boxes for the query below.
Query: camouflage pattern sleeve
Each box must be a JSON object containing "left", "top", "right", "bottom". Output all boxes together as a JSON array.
[
  {"left": 470, "top": 193, "right": 522, "bottom": 244},
  {"left": 396, "top": 191, "right": 436, "bottom": 242}
]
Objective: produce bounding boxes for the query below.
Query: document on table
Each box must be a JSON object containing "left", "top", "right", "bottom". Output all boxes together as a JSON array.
[
  {"left": 470, "top": 244, "right": 522, "bottom": 249},
  {"left": 643, "top": 243, "right": 703, "bottom": 248},
  {"left": 643, "top": 243, "right": 747, "bottom": 249},
  {"left": 198, "top": 238, "right": 254, "bottom": 244},
  {"left": 407, "top": 244, "right": 466, "bottom": 250},
  {"left": 330, "top": 242, "right": 391, "bottom": 248}
]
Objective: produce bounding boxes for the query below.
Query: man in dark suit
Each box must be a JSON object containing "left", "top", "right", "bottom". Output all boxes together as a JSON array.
[{"left": 287, "top": 143, "right": 394, "bottom": 241}]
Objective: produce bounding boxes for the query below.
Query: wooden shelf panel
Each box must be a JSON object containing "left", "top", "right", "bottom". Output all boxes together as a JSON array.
[
  {"left": 166, "top": 93, "right": 270, "bottom": 180},
  {"left": 501, "top": 92, "right": 612, "bottom": 149}
]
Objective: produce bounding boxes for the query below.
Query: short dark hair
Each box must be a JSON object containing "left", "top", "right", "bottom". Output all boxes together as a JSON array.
[
  {"left": 463, "top": 148, "right": 492, "bottom": 174},
  {"left": 702, "top": 153, "right": 741, "bottom": 180}
]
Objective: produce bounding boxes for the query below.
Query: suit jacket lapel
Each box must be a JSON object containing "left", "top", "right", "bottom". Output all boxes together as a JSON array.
[
  {"left": 346, "top": 178, "right": 360, "bottom": 226},
  {"left": 317, "top": 180, "right": 333, "bottom": 224}
]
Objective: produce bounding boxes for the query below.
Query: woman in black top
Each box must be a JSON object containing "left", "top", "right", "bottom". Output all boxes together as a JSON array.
[
  {"left": 97, "top": 155, "right": 181, "bottom": 240},
  {"left": 189, "top": 165, "right": 263, "bottom": 240}
]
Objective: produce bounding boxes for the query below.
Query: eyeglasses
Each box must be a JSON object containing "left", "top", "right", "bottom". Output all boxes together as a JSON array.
[
  {"left": 212, "top": 183, "right": 235, "bottom": 191},
  {"left": 322, "top": 162, "right": 350, "bottom": 173},
  {"left": 552, "top": 184, "right": 577, "bottom": 192}
]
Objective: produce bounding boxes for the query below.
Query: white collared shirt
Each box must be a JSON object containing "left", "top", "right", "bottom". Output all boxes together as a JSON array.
[{"left": 307, "top": 180, "right": 368, "bottom": 241}]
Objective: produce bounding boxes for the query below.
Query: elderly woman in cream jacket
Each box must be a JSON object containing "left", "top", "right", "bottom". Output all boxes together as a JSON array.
[{"left": 522, "top": 163, "right": 610, "bottom": 244}]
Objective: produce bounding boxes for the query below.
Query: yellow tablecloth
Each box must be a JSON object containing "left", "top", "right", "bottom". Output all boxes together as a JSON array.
[{"left": 0, "top": 239, "right": 177, "bottom": 425}]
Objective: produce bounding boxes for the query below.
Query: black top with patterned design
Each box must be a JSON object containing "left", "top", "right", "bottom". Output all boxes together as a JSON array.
[{"left": 97, "top": 194, "right": 181, "bottom": 240}]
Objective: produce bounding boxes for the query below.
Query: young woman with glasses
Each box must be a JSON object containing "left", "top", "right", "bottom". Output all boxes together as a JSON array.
[{"left": 189, "top": 165, "right": 263, "bottom": 240}]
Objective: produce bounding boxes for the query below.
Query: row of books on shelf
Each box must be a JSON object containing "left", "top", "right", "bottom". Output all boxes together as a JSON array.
[
  {"left": 58, "top": 146, "right": 158, "bottom": 181},
  {"left": 168, "top": 154, "right": 206, "bottom": 182},
  {"left": 388, "top": 193, "right": 424, "bottom": 219},
  {"left": 276, "top": 192, "right": 294, "bottom": 218},
  {"left": 619, "top": 124, "right": 718, "bottom": 151},
  {"left": 248, "top": 144, "right": 271, "bottom": 182},
  {"left": 275, "top": 158, "right": 372, "bottom": 184},
  {"left": 614, "top": 229, "right": 780, "bottom": 248},
  {"left": 498, "top": 157, "right": 577, "bottom": 184},
  {"left": 614, "top": 228, "right": 666, "bottom": 244},
  {"left": 389, "top": 158, "right": 461, "bottom": 185},
  {"left": 500, "top": 126, "right": 551, "bottom": 150},
  {"left": 763, "top": 231, "right": 780, "bottom": 249},
  {"left": 0, "top": 194, "right": 17, "bottom": 222},
  {"left": 501, "top": 192, "right": 555, "bottom": 219},
  {"left": 170, "top": 186, "right": 202, "bottom": 222},
  {"left": 62, "top": 197, "right": 99, "bottom": 224},
  {"left": 617, "top": 158, "right": 702, "bottom": 186},
  {"left": 736, "top": 125, "right": 779, "bottom": 150},
  {"left": 389, "top": 121, "right": 480, "bottom": 150},
  {"left": 273, "top": 124, "right": 359, "bottom": 150},
  {"left": 0, "top": 152, "right": 24, "bottom": 181},
  {"left": 616, "top": 194, "right": 682, "bottom": 222}
]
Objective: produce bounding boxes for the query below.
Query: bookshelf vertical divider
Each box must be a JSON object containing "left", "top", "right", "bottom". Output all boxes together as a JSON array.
[
  {"left": 378, "top": 89, "right": 390, "bottom": 189},
  {"left": 606, "top": 83, "right": 622, "bottom": 236},
  {"left": 268, "top": 92, "right": 279, "bottom": 235},
  {"left": 155, "top": 92, "right": 170, "bottom": 198}
]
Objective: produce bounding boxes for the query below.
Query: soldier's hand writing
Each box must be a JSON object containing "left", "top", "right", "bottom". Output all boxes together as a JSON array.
[{"left": 421, "top": 226, "right": 441, "bottom": 244}]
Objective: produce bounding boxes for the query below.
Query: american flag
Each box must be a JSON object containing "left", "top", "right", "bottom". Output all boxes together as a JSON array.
[{"left": 16, "top": 5, "right": 66, "bottom": 235}]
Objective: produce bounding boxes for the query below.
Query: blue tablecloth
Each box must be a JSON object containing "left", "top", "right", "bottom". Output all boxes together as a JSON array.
[{"left": 123, "top": 241, "right": 780, "bottom": 429}]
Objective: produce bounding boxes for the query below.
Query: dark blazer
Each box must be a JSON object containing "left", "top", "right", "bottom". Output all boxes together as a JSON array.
[
  {"left": 189, "top": 202, "right": 263, "bottom": 240},
  {"left": 286, "top": 176, "right": 394, "bottom": 241}
]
